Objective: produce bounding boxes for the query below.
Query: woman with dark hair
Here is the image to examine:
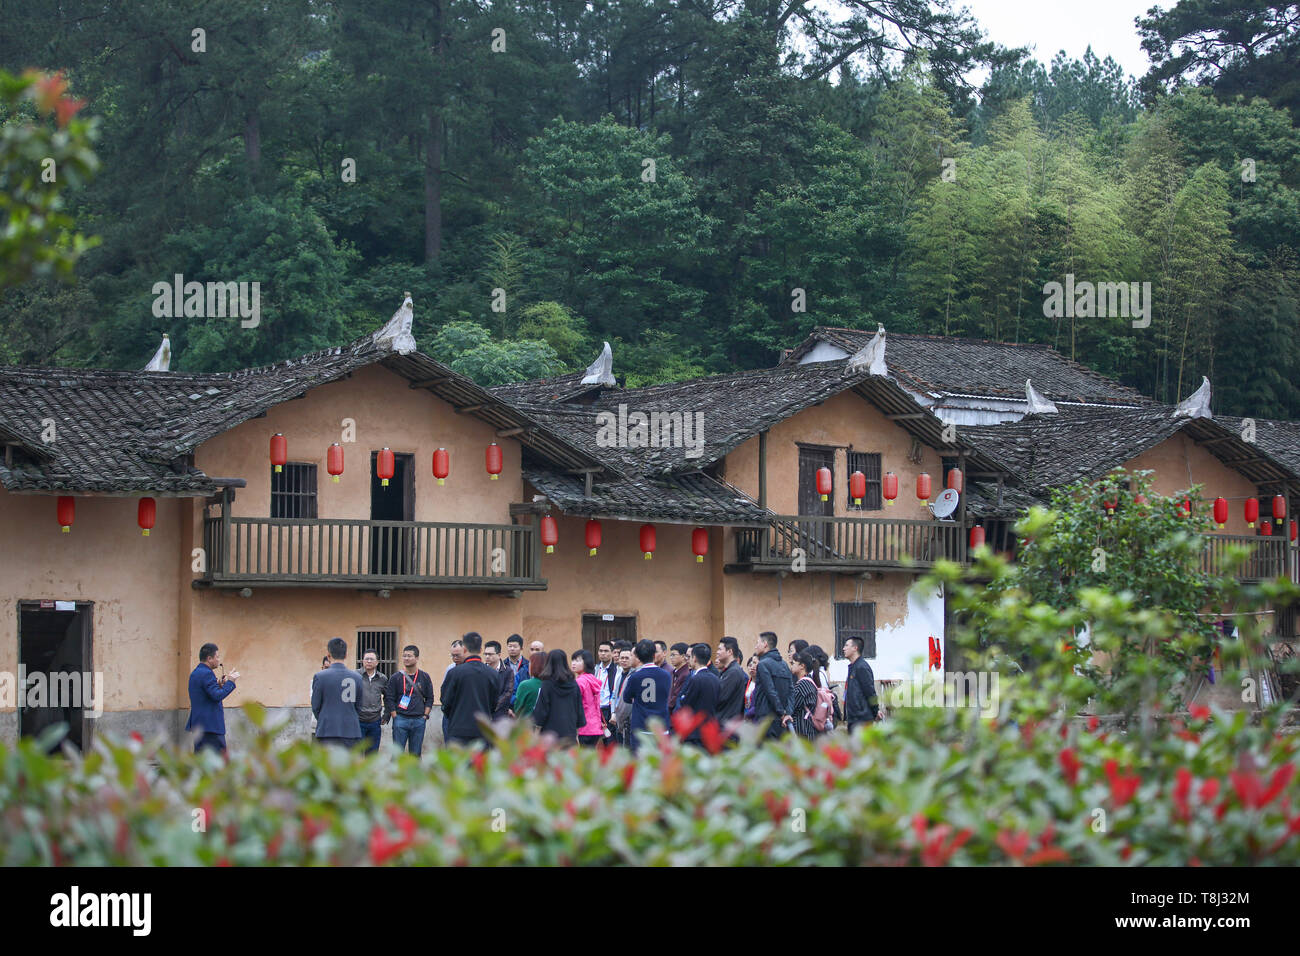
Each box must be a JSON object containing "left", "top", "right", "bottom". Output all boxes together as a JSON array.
[
  {"left": 571, "top": 649, "right": 605, "bottom": 747},
  {"left": 783, "top": 649, "right": 828, "bottom": 739},
  {"left": 743, "top": 655, "right": 759, "bottom": 721},
  {"left": 788, "top": 639, "right": 808, "bottom": 661},
  {"left": 806, "top": 643, "right": 840, "bottom": 728},
  {"left": 511, "top": 652, "right": 547, "bottom": 719},
  {"left": 534, "top": 649, "right": 584, "bottom": 746}
]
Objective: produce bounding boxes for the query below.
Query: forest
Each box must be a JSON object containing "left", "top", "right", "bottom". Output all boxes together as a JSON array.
[{"left": 1, "top": 0, "right": 1298, "bottom": 419}]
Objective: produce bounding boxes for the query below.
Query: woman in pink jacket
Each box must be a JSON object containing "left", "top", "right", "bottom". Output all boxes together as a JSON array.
[{"left": 571, "top": 649, "right": 606, "bottom": 747}]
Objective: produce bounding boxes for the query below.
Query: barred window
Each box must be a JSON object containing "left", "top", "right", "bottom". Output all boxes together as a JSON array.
[
  {"left": 847, "top": 451, "right": 882, "bottom": 510},
  {"left": 271, "top": 462, "right": 317, "bottom": 518},
  {"left": 834, "top": 602, "right": 876, "bottom": 659},
  {"left": 356, "top": 629, "right": 398, "bottom": 674}
]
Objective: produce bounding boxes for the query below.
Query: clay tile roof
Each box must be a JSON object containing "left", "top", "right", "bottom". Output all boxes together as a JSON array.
[
  {"left": 524, "top": 468, "right": 771, "bottom": 525},
  {"left": 963, "top": 406, "right": 1300, "bottom": 493},
  {"left": 786, "top": 327, "right": 1154, "bottom": 406},
  {"left": 489, "top": 371, "right": 619, "bottom": 405}
]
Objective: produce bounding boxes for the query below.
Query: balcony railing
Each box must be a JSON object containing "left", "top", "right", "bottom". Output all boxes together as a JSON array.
[
  {"left": 1201, "top": 533, "right": 1294, "bottom": 583},
  {"left": 200, "top": 514, "right": 544, "bottom": 590},
  {"left": 733, "top": 515, "right": 968, "bottom": 571}
]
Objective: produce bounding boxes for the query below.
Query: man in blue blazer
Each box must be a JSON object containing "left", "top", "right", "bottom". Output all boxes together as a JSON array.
[
  {"left": 312, "top": 637, "right": 364, "bottom": 747},
  {"left": 186, "top": 643, "right": 239, "bottom": 754}
]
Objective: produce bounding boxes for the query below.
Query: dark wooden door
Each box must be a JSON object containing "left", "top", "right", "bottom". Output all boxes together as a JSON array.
[
  {"left": 797, "top": 447, "right": 835, "bottom": 557},
  {"left": 370, "top": 452, "right": 414, "bottom": 576},
  {"left": 581, "top": 614, "right": 637, "bottom": 658}
]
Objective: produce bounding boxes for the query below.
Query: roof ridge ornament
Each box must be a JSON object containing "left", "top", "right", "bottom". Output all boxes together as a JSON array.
[
  {"left": 846, "top": 324, "right": 887, "bottom": 376},
  {"left": 580, "top": 341, "right": 616, "bottom": 386},
  {"left": 142, "top": 333, "right": 171, "bottom": 372},
  {"left": 1025, "top": 379, "right": 1058, "bottom": 415},
  {"left": 373, "top": 292, "right": 416, "bottom": 355},
  {"left": 1172, "top": 376, "right": 1212, "bottom": 419}
]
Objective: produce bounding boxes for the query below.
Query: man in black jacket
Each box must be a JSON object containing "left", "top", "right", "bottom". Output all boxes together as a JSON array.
[
  {"left": 714, "top": 637, "right": 747, "bottom": 727},
  {"left": 752, "top": 631, "right": 793, "bottom": 740},
  {"left": 484, "top": 640, "right": 513, "bottom": 720},
  {"left": 677, "top": 644, "right": 721, "bottom": 746},
  {"left": 440, "top": 632, "right": 499, "bottom": 746},
  {"left": 843, "top": 636, "right": 880, "bottom": 730}
]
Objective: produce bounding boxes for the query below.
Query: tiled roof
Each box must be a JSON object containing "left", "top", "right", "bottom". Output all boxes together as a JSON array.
[
  {"left": 489, "top": 371, "right": 618, "bottom": 405},
  {"left": 1217, "top": 416, "right": 1300, "bottom": 477},
  {"left": 785, "top": 327, "right": 1154, "bottom": 406},
  {"left": 524, "top": 468, "right": 771, "bottom": 525},
  {"left": 0, "top": 336, "right": 604, "bottom": 495},
  {"left": 963, "top": 406, "right": 1300, "bottom": 493}
]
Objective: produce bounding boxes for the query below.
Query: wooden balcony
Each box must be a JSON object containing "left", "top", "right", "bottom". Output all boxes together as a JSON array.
[
  {"left": 1201, "top": 533, "right": 1295, "bottom": 583},
  {"left": 730, "top": 515, "right": 968, "bottom": 573},
  {"left": 198, "top": 512, "right": 544, "bottom": 591}
]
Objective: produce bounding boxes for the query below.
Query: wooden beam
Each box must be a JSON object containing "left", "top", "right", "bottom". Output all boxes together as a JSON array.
[
  {"left": 585, "top": 471, "right": 593, "bottom": 498},
  {"left": 409, "top": 377, "right": 451, "bottom": 389},
  {"left": 758, "top": 430, "right": 768, "bottom": 509},
  {"left": 496, "top": 427, "right": 527, "bottom": 438},
  {"left": 887, "top": 413, "right": 926, "bottom": 420},
  {"left": 455, "top": 404, "right": 486, "bottom": 415}
]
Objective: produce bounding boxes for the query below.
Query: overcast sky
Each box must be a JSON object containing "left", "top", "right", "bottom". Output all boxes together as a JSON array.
[{"left": 962, "top": 0, "right": 1157, "bottom": 80}]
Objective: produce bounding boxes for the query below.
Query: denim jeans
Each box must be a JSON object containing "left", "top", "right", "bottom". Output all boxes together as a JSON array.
[
  {"left": 359, "top": 719, "right": 382, "bottom": 754},
  {"left": 195, "top": 732, "right": 226, "bottom": 755},
  {"left": 391, "top": 714, "right": 426, "bottom": 757}
]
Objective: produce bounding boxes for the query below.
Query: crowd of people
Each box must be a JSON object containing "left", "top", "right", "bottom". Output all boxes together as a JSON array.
[{"left": 185, "top": 630, "right": 882, "bottom": 756}]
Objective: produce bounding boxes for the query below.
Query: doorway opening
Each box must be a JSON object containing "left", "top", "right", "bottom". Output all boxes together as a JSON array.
[
  {"left": 370, "top": 451, "right": 414, "bottom": 576},
  {"left": 18, "top": 601, "right": 93, "bottom": 753},
  {"left": 580, "top": 614, "right": 637, "bottom": 658}
]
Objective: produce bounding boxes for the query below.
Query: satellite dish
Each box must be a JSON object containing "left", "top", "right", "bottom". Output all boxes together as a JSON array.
[{"left": 931, "top": 488, "right": 959, "bottom": 519}]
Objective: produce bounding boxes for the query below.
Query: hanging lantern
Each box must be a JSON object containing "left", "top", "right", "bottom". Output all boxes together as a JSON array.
[
  {"left": 849, "top": 470, "right": 866, "bottom": 507},
  {"left": 916, "top": 473, "right": 931, "bottom": 503},
  {"left": 691, "top": 527, "right": 708, "bottom": 563},
  {"left": 56, "top": 496, "right": 74, "bottom": 533},
  {"left": 1213, "top": 497, "right": 1228, "bottom": 528},
  {"left": 1261, "top": 519, "right": 1273, "bottom": 536},
  {"left": 327, "top": 443, "right": 344, "bottom": 483},
  {"left": 816, "top": 466, "right": 832, "bottom": 502},
  {"left": 969, "top": 525, "right": 985, "bottom": 549},
  {"left": 1180, "top": 498, "right": 1192, "bottom": 518},
  {"left": 377, "top": 447, "right": 395, "bottom": 488},
  {"left": 1245, "top": 497, "right": 1259, "bottom": 528},
  {"left": 1273, "top": 494, "right": 1286, "bottom": 522},
  {"left": 540, "top": 515, "right": 558, "bottom": 554},
  {"left": 1134, "top": 493, "right": 1148, "bottom": 507},
  {"left": 1290, "top": 519, "right": 1297, "bottom": 542},
  {"left": 639, "top": 523, "right": 656, "bottom": 560},
  {"left": 270, "top": 433, "right": 287, "bottom": 474},
  {"left": 883, "top": 472, "right": 898, "bottom": 507},
  {"left": 432, "top": 447, "right": 449, "bottom": 486},
  {"left": 585, "top": 519, "right": 602, "bottom": 557},
  {"left": 485, "top": 442, "right": 503, "bottom": 480},
  {"left": 137, "top": 497, "right": 156, "bottom": 537},
  {"left": 946, "top": 467, "right": 963, "bottom": 493},
  {"left": 1103, "top": 497, "right": 1118, "bottom": 516}
]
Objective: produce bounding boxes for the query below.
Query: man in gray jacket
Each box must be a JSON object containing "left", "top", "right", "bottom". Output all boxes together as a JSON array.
[
  {"left": 357, "top": 649, "right": 388, "bottom": 753},
  {"left": 312, "top": 637, "right": 364, "bottom": 748}
]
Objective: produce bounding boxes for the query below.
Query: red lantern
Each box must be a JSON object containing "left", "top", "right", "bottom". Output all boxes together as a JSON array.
[
  {"left": 1180, "top": 498, "right": 1192, "bottom": 518},
  {"left": 1290, "top": 519, "right": 1297, "bottom": 542},
  {"left": 639, "top": 523, "right": 656, "bottom": 560},
  {"left": 969, "top": 525, "right": 985, "bottom": 549},
  {"left": 1245, "top": 497, "right": 1259, "bottom": 528},
  {"left": 138, "top": 497, "right": 156, "bottom": 537},
  {"left": 946, "top": 467, "right": 963, "bottom": 493},
  {"left": 692, "top": 527, "right": 708, "bottom": 563},
  {"left": 1262, "top": 519, "right": 1273, "bottom": 536},
  {"left": 1213, "top": 497, "right": 1228, "bottom": 528},
  {"left": 1273, "top": 494, "right": 1286, "bottom": 522},
  {"left": 540, "top": 515, "right": 558, "bottom": 554},
  {"left": 585, "top": 519, "right": 602, "bottom": 557},
  {"left": 916, "top": 473, "right": 931, "bottom": 503},
  {"left": 1134, "top": 493, "right": 1148, "bottom": 507},
  {"left": 432, "top": 447, "right": 449, "bottom": 486},
  {"left": 486, "top": 442, "right": 503, "bottom": 480},
  {"left": 270, "top": 433, "right": 287, "bottom": 474},
  {"left": 327, "top": 443, "right": 344, "bottom": 483},
  {"left": 1103, "top": 497, "right": 1117, "bottom": 516},
  {"left": 56, "top": 495, "right": 74, "bottom": 533},
  {"left": 883, "top": 472, "right": 898, "bottom": 506},
  {"left": 816, "top": 466, "right": 832, "bottom": 502},
  {"left": 849, "top": 471, "right": 866, "bottom": 507},
  {"left": 377, "top": 447, "right": 395, "bottom": 488}
]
